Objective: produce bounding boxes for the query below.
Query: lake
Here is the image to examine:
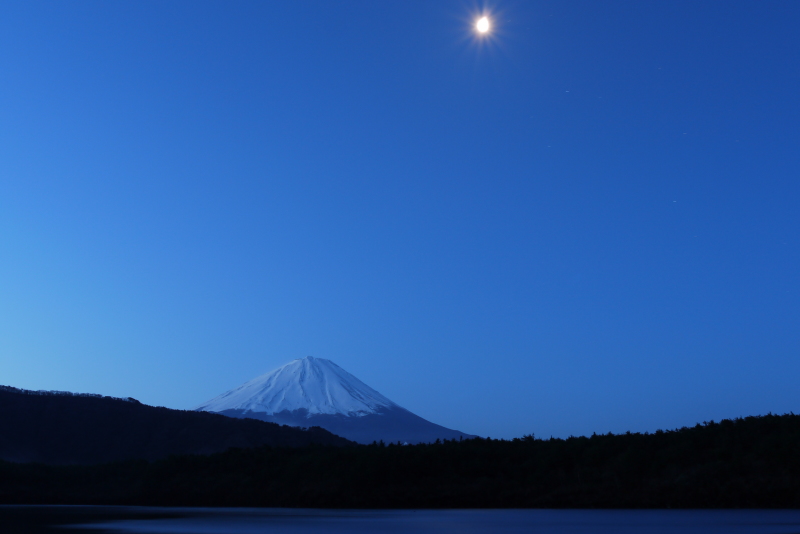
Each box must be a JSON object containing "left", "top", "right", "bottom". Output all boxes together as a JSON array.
[{"left": 3, "top": 506, "right": 800, "bottom": 533}]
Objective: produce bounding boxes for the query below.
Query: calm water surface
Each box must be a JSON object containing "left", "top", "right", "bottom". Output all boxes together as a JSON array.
[{"left": 5, "top": 506, "right": 800, "bottom": 534}]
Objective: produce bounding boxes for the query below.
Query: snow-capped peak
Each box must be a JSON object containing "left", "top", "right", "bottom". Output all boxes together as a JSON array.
[{"left": 195, "top": 356, "right": 399, "bottom": 417}]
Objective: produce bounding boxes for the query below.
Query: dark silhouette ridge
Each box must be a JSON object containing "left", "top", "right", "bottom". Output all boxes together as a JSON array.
[
  {"left": 2, "top": 412, "right": 800, "bottom": 508},
  {"left": 0, "top": 385, "right": 351, "bottom": 465},
  {"left": 218, "top": 406, "right": 476, "bottom": 444}
]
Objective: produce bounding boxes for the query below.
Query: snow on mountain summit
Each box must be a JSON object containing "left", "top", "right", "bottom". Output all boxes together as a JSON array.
[
  {"left": 196, "top": 356, "right": 477, "bottom": 444},
  {"left": 195, "top": 356, "right": 399, "bottom": 417}
]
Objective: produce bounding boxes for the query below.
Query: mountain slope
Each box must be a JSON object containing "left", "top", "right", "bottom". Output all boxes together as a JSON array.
[
  {"left": 196, "top": 356, "right": 398, "bottom": 416},
  {"left": 0, "top": 385, "right": 351, "bottom": 465},
  {"left": 196, "top": 357, "right": 476, "bottom": 444}
]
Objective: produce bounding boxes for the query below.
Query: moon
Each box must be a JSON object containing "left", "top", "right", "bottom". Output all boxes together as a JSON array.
[{"left": 476, "top": 16, "right": 490, "bottom": 34}]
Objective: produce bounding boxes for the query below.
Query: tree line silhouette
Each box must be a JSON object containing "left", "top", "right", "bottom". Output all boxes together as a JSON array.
[{"left": 2, "top": 413, "right": 800, "bottom": 508}]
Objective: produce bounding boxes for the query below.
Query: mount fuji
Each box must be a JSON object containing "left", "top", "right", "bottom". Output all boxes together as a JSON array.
[{"left": 195, "top": 356, "right": 475, "bottom": 444}]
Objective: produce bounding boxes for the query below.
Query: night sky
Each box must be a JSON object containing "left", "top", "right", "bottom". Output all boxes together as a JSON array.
[{"left": 1, "top": 1, "right": 798, "bottom": 439}]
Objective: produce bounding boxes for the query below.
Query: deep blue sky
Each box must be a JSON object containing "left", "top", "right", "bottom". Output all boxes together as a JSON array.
[{"left": 1, "top": 1, "right": 798, "bottom": 439}]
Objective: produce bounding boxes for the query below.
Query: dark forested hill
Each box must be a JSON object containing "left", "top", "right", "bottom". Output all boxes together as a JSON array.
[
  {"left": 0, "top": 386, "right": 351, "bottom": 464},
  {"left": 2, "top": 412, "right": 800, "bottom": 507}
]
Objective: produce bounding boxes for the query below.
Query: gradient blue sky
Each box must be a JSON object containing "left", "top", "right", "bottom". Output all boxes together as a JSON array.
[{"left": 1, "top": 1, "right": 798, "bottom": 439}]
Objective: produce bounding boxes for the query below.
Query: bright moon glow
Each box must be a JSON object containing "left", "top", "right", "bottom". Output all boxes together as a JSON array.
[{"left": 476, "top": 16, "right": 490, "bottom": 34}]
